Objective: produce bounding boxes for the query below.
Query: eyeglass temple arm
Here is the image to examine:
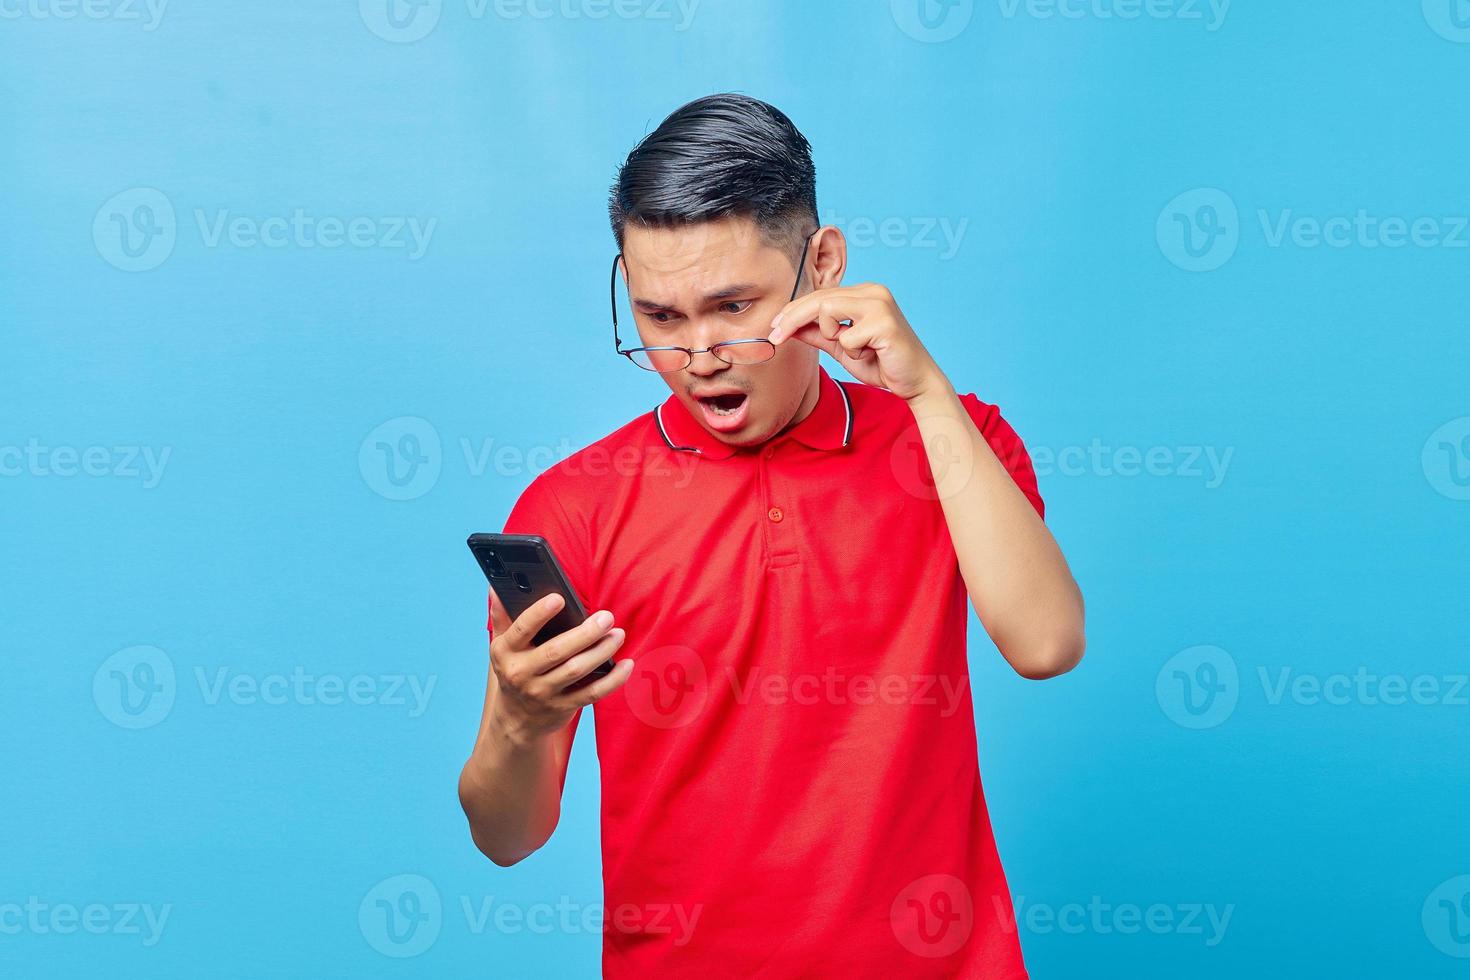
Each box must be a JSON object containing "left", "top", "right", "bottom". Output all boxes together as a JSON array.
[
  {"left": 790, "top": 233, "right": 813, "bottom": 302},
  {"left": 611, "top": 253, "right": 624, "bottom": 352}
]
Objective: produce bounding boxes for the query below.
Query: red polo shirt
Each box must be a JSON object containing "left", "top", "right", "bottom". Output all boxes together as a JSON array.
[{"left": 492, "top": 367, "right": 1043, "bottom": 978}]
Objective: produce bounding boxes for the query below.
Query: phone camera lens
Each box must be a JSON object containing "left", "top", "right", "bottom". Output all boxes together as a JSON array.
[{"left": 485, "top": 552, "right": 508, "bottom": 577}]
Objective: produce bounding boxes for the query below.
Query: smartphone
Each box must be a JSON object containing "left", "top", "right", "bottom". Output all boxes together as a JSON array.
[{"left": 467, "top": 532, "right": 613, "bottom": 679}]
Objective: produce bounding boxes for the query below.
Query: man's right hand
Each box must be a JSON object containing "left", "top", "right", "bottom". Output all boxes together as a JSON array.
[{"left": 488, "top": 589, "right": 634, "bottom": 742}]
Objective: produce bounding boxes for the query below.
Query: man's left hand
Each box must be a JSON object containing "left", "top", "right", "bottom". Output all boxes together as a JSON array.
[{"left": 769, "top": 283, "right": 948, "bottom": 402}]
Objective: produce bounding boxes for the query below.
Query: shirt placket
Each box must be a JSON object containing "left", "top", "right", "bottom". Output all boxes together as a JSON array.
[{"left": 758, "top": 443, "right": 800, "bottom": 568}]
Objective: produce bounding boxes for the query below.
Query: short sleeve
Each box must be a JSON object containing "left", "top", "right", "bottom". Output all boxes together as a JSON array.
[
  {"left": 958, "top": 394, "right": 1045, "bottom": 519},
  {"left": 488, "top": 473, "right": 595, "bottom": 633}
]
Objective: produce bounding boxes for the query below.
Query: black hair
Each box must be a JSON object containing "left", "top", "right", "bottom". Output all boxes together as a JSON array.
[{"left": 609, "top": 93, "right": 818, "bottom": 260}]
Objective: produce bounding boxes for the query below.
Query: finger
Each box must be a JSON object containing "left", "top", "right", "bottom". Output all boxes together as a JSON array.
[
  {"left": 785, "top": 322, "right": 844, "bottom": 360},
  {"left": 500, "top": 592, "right": 566, "bottom": 651},
  {"left": 854, "top": 281, "right": 896, "bottom": 301},
  {"left": 542, "top": 627, "right": 626, "bottom": 692},
  {"left": 768, "top": 287, "right": 853, "bottom": 343},
  {"left": 834, "top": 320, "right": 879, "bottom": 357},
  {"left": 772, "top": 292, "right": 884, "bottom": 345},
  {"left": 488, "top": 587, "right": 511, "bottom": 637},
  {"left": 532, "top": 608, "right": 616, "bottom": 675},
  {"left": 562, "top": 657, "right": 637, "bottom": 707}
]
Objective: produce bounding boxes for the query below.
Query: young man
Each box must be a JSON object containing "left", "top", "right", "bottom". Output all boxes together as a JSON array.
[{"left": 459, "top": 94, "right": 1085, "bottom": 978}]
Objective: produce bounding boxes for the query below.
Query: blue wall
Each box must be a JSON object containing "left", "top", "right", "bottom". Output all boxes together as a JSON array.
[{"left": 4, "top": 1, "right": 1468, "bottom": 976}]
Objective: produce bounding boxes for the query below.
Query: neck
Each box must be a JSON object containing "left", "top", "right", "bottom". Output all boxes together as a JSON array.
[{"left": 775, "top": 367, "right": 823, "bottom": 438}]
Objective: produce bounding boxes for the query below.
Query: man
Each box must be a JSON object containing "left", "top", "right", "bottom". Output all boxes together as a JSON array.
[{"left": 459, "top": 93, "right": 1085, "bottom": 978}]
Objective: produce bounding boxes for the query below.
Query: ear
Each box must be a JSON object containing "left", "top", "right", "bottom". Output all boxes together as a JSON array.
[{"left": 808, "top": 225, "right": 847, "bottom": 290}]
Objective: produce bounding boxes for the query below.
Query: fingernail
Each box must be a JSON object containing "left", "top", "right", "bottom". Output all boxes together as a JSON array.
[
  {"left": 594, "top": 610, "right": 614, "bottom": 629},
  {"left": 771, "top": 313, "right": 784, "bottom": 330}
]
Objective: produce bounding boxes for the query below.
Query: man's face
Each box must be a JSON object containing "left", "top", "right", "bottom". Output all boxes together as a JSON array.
[{"left": 620, "top": 216, "right": 819, "bottom": 449}]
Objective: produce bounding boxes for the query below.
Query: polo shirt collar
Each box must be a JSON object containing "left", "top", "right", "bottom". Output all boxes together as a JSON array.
[{"left": 654, "top": 366, "right": 855, "bottom": 459}]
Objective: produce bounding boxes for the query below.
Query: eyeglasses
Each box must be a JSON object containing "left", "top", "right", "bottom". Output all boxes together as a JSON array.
[{"left": 611, "top": 232, "right": 814, "bottom": 373}]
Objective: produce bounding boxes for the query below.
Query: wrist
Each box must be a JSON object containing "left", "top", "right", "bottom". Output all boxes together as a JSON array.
[
  {"left": 488, "top": 700, "right": 546, "bottom": 751},
  {"left": 904, "top": 368, "right": 957, "bottom": 411}
]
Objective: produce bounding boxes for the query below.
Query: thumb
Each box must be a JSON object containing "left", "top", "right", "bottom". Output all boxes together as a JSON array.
[{"left": 787, "top": 322, "right": 844, "bottom": 361}]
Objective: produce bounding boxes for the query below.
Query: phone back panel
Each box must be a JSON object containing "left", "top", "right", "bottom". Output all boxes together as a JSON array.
[{"left": 467, "top": 533, "right": 590, "bottom": 647}]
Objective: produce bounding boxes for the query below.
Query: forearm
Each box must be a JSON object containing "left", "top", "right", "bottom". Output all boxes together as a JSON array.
[
  {"left": 458, "top": 669, "right": 568, "bottom": 866},
  {"left": 909, "top": 378, "right": 1085, "bottom": 679}
]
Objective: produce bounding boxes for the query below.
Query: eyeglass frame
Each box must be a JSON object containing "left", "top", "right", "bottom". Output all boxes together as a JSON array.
[{"left": 610, "top": 230, "right": 816, "bottom": 372}]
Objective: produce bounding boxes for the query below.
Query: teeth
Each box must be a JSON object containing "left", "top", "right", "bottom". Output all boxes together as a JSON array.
[{"left": 701, "top": 395, "right": 743, "bottom": 417}]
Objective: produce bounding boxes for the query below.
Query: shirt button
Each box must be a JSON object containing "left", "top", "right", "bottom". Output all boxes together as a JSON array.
[
  {"left": 763, "top": 446, "right": 775, "bottom": 459},
  {"left": 768, "top": 507, "right": 784, "bottom": 523}
]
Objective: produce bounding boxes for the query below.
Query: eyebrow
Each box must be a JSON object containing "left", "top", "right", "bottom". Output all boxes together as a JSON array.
[{"left": 632, "top": 282, "right": 760, "bottom": 310}]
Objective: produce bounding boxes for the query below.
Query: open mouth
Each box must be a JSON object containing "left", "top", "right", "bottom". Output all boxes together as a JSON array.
[
  {"left": 693, "top": 390, "right": 751, "bottom": 432},
  {"left": 701, "top": 393, "right": 747, "bottom": 416}
]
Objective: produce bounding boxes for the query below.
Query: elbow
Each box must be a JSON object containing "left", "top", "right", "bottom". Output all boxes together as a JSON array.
[
  {"left": 462, "top": 809, "right": 543, "bottom": 869},
  {"left": 457, "top": 766, "right": 550, "bottom": 868},
  {"left": 1010, "top": 628, "right": 1086, "bottom": 681},
  {"left": 476, "top": 836, "right": 532, "bottom": 868}
]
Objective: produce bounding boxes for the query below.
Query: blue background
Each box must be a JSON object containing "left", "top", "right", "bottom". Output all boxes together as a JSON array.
[{"left": 4, "top": 1, "right": 1469, "bottom": 976}]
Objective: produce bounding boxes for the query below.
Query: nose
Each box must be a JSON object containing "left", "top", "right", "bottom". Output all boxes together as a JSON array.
[
  {"left": 684, "top": 347, "right": 729, "bottom": 378},
  {"left": 682, "top": 320, "right": 732, "bottom": 377}
]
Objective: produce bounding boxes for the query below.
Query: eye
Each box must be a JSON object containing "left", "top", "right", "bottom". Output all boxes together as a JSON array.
[
  {"left": 719, "top": 300, "right": 753, "bottom": 315},
  {"left": 650, "top": 310, "right": 677, "bottom": 324}
]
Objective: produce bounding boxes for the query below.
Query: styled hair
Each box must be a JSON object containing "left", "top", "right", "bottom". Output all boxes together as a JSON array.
[{"left": 609, "top": 93, "right": 818, "bottom": 260}]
